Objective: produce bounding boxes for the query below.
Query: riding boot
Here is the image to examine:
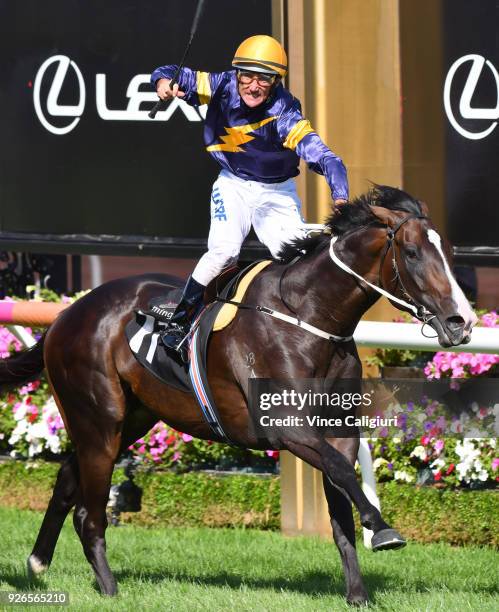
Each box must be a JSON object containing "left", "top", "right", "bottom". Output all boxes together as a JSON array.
[{"left": 161, "top": 275, "right": 205, "bottom": 354}]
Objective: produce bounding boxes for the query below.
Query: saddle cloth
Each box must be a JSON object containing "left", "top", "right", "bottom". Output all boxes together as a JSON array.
[{"left": 125, "top": 260, "right": 271, "bottom": 441}]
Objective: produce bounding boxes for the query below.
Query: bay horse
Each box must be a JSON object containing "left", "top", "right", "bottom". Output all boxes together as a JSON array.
[{"left": 0, "top": 186, "right": 476, "bottom": 606}]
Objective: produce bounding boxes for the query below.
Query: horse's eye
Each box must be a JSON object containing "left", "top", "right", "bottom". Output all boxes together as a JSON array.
[{"left": 405, "top": 245, "right": 419, "bottom": 260}]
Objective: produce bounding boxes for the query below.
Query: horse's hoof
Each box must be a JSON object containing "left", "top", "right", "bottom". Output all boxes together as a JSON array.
[
  {"left": 371, "top": 528, "right": 406, "bottom": 551},
  {"left": 347, "top": 594, "right": 369, "bottom": 607},
  {"left": 27, "top": 555, "right": 48, "bottom": 579}
]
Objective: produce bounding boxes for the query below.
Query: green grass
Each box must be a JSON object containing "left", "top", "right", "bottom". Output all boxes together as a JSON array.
[{"left": 0, "top": 507, "right": 497, "bottom": 611}]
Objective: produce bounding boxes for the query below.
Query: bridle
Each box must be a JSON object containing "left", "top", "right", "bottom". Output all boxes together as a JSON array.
[{"left": 329, "top": 214, "right": 437, "bottom": 329}]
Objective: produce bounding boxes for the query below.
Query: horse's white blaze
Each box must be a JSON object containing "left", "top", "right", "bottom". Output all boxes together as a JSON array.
[{"left": 426, "top": 229, "right": 477, "bottom": 328}]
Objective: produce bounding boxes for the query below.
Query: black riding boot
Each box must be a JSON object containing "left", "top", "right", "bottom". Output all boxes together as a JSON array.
[{"left": 161, "top": 275, "right": 205, "bottom": 354}]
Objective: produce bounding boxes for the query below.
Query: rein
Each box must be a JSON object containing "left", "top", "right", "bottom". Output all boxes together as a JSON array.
[{"left": 329, "top": 214, "right": 437, "bottom": 326}]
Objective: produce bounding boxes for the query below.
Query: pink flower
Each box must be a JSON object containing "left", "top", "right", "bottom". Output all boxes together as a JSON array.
[
  {"left": 266, "top": 450, "right": 279, "bottom": 459},
  {"left": 181, "top": 433, "right": 193, "bottom": 443},
  {"left": 434, "top": 439, "right": 444, "bottom": 453},
  {"left": 480, "top": 311, "right": 498, "bottom": 327},
  {"left": 492, "top": 458, "right": 499, "bottom": 471},
  {"left": 172, "top": 451, "right": 181, "bottom": 462}
]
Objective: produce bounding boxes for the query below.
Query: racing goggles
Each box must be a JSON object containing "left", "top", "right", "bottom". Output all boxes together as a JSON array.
[{"left": 237, "top": 71, "right": 277, "bottom": 87}]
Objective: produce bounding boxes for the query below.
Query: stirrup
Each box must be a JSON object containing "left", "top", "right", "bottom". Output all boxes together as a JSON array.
[{"left": 161, "top": 323, "right": 188, "bottom": 350}]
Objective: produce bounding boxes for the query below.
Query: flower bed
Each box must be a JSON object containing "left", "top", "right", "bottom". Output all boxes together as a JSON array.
[{"left": 364, "top": 310, "right": 499, "bottom": 488}]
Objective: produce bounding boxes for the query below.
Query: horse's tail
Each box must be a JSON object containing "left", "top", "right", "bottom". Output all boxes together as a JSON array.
[{"left": 0, "top": 334, "right": 46, "bottom": 387}]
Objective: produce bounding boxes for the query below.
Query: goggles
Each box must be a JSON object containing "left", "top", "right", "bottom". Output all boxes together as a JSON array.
[{"left": 237, "top": 70, "right": 277, "bottom": 87}]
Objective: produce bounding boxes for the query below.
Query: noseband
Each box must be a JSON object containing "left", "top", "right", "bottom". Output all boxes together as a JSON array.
[{"left": 329, "top": 214, "right": 437, "bottom": 326}]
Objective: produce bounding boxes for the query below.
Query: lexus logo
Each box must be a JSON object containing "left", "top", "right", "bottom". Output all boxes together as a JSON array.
[
  {"left": 33, "top": 54, "right": 205, "bottom": 135},
  {"left": 33, "top": 55, "right": 86, "bottom": 135},
  {"left": 444, "top": 54, "right": 499, "bottom": 140}
]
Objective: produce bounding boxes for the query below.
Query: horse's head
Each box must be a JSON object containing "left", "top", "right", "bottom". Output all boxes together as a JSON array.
[{"left": 369, "top": 198, "right": 477, "bottom": 347}]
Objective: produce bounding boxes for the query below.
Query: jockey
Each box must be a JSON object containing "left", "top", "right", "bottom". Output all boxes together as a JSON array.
[{"left": 151, "top": 34, "right": 349, "bottom": 352}]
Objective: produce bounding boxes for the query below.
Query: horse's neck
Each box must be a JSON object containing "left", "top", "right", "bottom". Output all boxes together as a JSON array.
[{"left": 284, "top": 234, "right": 382, "bottom": 336}]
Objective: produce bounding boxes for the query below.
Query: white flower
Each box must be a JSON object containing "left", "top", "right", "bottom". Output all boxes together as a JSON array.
[
  {"left": 394, "top": 470, "right": 414, "bottom": 483},
  {"left": 28, "top": 440, "right": 43, "bottom": 457},
  {"left": 373, "top": 458, "right": 388, "bottom": 471},
  {"left": 46, "top": 434, "right": 61, "bottom": 454},
  {"left": 14, "top": 405, "right": 27, "bottom": 421},
  {"left": 410, "top": 445, "right": 426, "bottom": 460},
  {"left": 430, "top": 458, "right": 446, "bottom": 474}
]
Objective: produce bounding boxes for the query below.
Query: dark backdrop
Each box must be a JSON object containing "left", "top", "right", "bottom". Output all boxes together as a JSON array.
[
  {"left": 0, "top": 0, "right": 272, "bottom": 248},
  {"left": 443, "top": 0, "right": 499, "bottom": 248}
]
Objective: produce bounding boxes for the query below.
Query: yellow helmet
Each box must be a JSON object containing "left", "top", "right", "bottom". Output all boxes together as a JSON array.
[{"left": 232, "top": 35, "right": 288, "bottom": 78}]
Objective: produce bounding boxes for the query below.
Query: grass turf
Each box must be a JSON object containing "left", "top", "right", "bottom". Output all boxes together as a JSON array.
[{"left": 0, "top": 506, "right": 497, "bottom": 611}]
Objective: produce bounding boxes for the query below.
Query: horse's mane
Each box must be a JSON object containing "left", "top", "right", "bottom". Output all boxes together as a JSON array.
[{"left": 277, "top": 184, "right": 423, "bottom": 263}]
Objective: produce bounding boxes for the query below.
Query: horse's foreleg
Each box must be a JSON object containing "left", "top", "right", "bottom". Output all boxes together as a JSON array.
[
  {"left": 322, "top": 438, "right": 368, "bottom": 606},
  {"left": 28, "top": 454, "right": 79, "bottom": 579},
  {"left": 285, "top": 438, "right": 405, "bottom": 549}
]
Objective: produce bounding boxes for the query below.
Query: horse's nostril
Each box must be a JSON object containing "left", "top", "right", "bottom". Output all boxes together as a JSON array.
[{"left": 445, "top": 315, "right": 465, "bottom": 333}]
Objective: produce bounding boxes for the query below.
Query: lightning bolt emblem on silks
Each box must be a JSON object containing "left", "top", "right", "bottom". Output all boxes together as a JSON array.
[{"left": 206, "top": 116, "right": 276, "bottom": 152}]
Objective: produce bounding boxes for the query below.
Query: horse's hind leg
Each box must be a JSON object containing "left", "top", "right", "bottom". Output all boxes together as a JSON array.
[
  {"left": 27, "top": 453, "right": 79, "bottom": 578},
  {"left": 322, "top": 439, "right": 368, "bottom": 606},
  {"left": 43, "top": 362, "right": 128, "bottom": 595},
  {"left": 71, "top": 403, "right": 158, "bottom": 595},
  {"left": 28, "top": 404, "right": 157, "bottom": 589},
  {"left": 73, "top": 437, "right": 121, "bottom": 596}
]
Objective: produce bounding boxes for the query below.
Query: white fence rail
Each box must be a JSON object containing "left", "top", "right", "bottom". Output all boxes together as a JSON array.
[{"left": 354, "top": 321, "right": 499, "bottom": 354}]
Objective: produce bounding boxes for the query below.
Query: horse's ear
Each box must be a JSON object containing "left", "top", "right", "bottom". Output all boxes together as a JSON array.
[
  {"left": 369, "top": 205, "right": 402, "bottom": 227},
  {"left": 418, "top": 200, "right": 429, "bottom": 216}
]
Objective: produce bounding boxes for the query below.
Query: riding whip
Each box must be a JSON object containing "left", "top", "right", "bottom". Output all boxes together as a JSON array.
[{"left": 148, "top": 0, "right": 207, "bottom": 119}]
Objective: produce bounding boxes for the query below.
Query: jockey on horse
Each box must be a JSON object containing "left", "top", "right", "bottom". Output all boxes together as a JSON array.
[{"left": 151, "top": 35, "right": 349, "bottom": 353}]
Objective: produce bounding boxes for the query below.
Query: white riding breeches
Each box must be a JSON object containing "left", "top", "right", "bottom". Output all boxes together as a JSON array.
[{"left": 192, "top": 170, "right": 306, "bottom": 287}]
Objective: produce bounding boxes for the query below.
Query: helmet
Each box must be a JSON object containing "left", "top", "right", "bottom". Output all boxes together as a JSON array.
[{"left": 232, "top": 35, "right": 287, "bottom": 78}]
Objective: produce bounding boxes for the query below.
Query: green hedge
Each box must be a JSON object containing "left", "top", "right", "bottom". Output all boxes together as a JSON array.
[
  {"left": 129, "top": 470, "right": 280, "bottom": 529},
  {"left": 0, "top": 461, "right": 496, "bottom": 546},
  {"left": 0, "top": 461, "right": 280, "bottom": 530},
  {"left": 371, "top": 480, "right": 499, "bottom": 548}
]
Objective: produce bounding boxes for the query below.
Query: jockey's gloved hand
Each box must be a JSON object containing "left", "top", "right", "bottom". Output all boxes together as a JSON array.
[
  {"left": 156, "top": 78, "right": 185, "bottom": 101},
  {"left": 333, "top": 199, "right": 348, "bottom": 212}
]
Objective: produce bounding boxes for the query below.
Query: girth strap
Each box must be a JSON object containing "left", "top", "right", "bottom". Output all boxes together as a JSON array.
[{"left": 215, "top": 297, "right": 353, "bottom": 343}]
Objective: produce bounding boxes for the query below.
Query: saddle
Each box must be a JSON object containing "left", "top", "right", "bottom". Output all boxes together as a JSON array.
[{"left": 125, "top": 260, "right": 271, "bottom": 441}]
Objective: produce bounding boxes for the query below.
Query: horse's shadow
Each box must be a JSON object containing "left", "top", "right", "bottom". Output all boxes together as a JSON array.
[
  {"left": 114, "top": 566, "right": 499, "bottom": 599},
  {"left": 0, "top": 570, "right": 48, "bottom": 592},
  {"left": 114, "top": 567, "right": 386, "bottom": 597},
  {"left": 2, "top": 565, "right": 499, "bottom": 600}
]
